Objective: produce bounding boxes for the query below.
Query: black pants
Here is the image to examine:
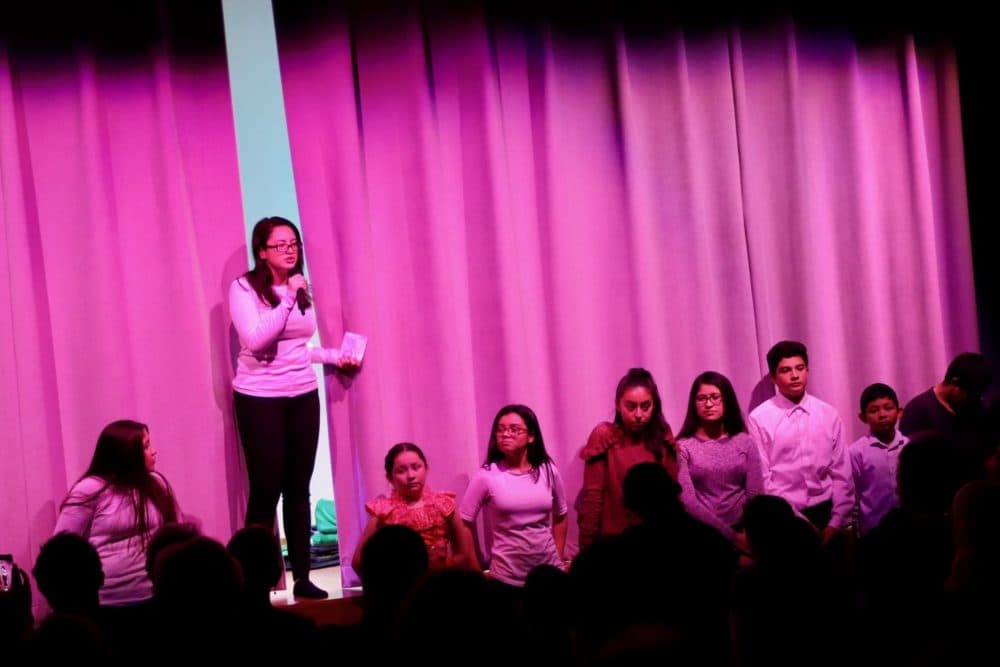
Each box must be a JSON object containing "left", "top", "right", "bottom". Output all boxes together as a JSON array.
[
  {"left": 802, "top": 499, "right": 850, "bottom": 579},
  {"left": 801, "top": 500, "right": 833, "bottom": 530},
  {"left": 233, "top": 389, "right": 320, "bottom": 581}
]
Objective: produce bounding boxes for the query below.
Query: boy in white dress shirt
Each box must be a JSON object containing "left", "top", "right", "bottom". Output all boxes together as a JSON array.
[{"left": 748, "top": 340, "right": 855, "bottom": 546}]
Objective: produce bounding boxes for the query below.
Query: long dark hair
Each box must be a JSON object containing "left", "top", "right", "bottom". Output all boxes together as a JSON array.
[
  {"left": 613, "top": 368, "right": 672, "bottom": 461},
  {"left": 484, "top": 404, "right": 554, "bottom": 485},
  {"left": 243, "top": 216, "right": 310, "bottom": 310},
  {"left": 677, "top": 370, "right": 747, "bottom": 439},
  {"left": 62, "top": 420, "right": 179, "bottom": 550}
]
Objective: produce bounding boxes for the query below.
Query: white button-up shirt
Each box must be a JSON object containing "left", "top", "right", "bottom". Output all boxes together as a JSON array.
[{"left": 748, "top": 392, "right": 855, "bottom": 529}]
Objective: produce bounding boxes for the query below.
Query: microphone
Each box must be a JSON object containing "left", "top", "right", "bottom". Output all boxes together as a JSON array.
[
  {"left": 290, "top": 268, "right": 308, "bottom": 315},
  {"left": 296, "top": 287, "right": 308, "bottom": 315}
]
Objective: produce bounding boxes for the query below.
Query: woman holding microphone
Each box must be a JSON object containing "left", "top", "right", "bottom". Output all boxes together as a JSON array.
[{"left": 229, "top": 216, "right": 359, "bottom": 599}]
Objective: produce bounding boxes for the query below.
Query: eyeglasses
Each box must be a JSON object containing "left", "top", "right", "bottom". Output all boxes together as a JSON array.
[
  {"left": 695, "top": 393, "right": 723, "bottom": 405},
  {"left": 265, "top": 241, "right": 301, "bottom": 253},
  {"left": 495, "top": 425, "right": 528, "bottom": 436}
]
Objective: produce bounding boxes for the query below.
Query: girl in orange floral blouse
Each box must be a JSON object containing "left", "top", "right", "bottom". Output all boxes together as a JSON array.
[{"left": 353, "top": 443, "right": 479, "bottom": 572}]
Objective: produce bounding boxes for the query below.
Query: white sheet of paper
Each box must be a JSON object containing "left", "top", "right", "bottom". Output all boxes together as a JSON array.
[{"left": 340, "top": 331, "right": 367, "bottom": 361}]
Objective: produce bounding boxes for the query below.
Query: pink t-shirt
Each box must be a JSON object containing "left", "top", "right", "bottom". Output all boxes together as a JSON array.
[
  {"left": 459, "top": 463, "right": 568, "bottom": 587},
  {"left": 54, "top": 474, "right": 172, "bottom": 606}
]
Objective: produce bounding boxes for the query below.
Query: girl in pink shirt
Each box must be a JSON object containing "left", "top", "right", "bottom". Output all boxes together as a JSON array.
[
  {"left": 54, "top": 420, "right": 180, "bottom": 606},
  {"left": 460, "top": 405, "right": 569, "bottom": 587}
]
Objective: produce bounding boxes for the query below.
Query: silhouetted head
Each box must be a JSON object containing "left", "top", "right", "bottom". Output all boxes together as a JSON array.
[
  {"left": 146, "top": 522, "right": 200, "bottom": 581},
  {"left": 623, "top": 462, "right": 682, "bottom": 524},
  {"left": 227, "top": 524, "right": 284, "bottom": 595},
  {"left": 33, "top": 533, "right": 104, "bottom": 614},
  {"left": 359, "top": 524, "right": 429, "bottom": 603}
]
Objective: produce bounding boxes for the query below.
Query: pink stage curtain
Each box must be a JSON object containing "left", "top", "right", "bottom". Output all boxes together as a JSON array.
[
  {"left": 277, "top": 12, "right": 977, "bottom": 584},
  {"left": 0, "top": 5, "right": 246, "bottom": 587}
]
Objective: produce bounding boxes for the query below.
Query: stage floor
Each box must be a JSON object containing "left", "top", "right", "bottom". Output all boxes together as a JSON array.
[
  {"left": 271, "top": 566, "right": 364, "bottom": 626},
  {"left": 271, "top": 565, "right": 344, "bottom": 603}
]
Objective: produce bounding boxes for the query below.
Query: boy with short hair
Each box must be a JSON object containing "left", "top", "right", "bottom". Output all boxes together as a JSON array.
[
  {"left": 748, "top": 340, "right": 854, "bottom": 545},
  {"left": 849, "top": 383, "right": 908, "bottom": 535},
  {"left": 900, "top": 352, "right": 994, "bottom": 484}
]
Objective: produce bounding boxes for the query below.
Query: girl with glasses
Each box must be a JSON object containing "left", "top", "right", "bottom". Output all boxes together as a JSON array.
[
  {"left": 459, "top": 405, "right": 568, "bottom": 590},
  {"left": 228, "top": 216, "right": 361, "bottom": 599},
  {"left": 675, "top": 371, "right": 763, "bottom": 547}
]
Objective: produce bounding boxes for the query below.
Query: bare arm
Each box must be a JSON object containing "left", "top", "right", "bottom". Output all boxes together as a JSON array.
[
  {"left": 449, "top": 511, "right": 481, "bottom": 571},
  {"left": 552, "top": 512, "right": 568, "bottom": 561}
]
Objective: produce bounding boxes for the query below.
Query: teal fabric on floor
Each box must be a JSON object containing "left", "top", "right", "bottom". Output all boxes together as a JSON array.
[{"left": 312, "top": 498, "right": 338, "bottom": 545}]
